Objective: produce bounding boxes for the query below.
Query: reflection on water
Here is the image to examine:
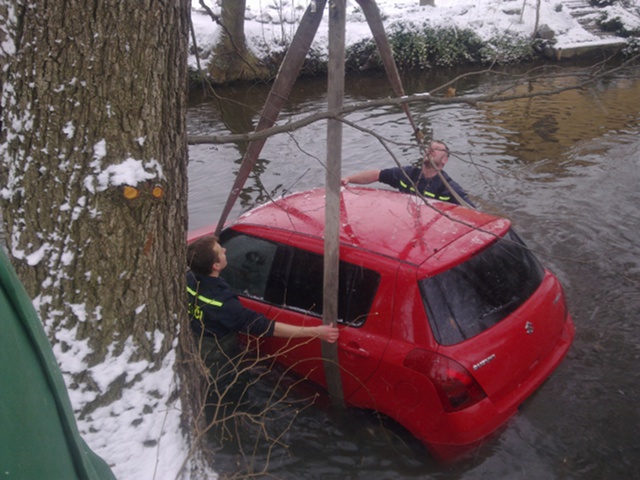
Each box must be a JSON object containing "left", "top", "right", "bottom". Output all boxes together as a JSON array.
[
  {"left": 478, "top": 71, "right": 640, "bottom": 167},
  {"left": 188, "top": 63, "right": 640, "bottom": 478}
]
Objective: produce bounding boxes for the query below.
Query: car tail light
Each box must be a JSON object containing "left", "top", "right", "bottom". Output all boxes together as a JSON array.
[{"left": 403, "top": 349, "right": 487, "bottom": 412}]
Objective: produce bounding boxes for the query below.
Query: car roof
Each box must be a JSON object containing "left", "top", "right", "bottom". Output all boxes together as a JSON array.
[{"left": 225, "top": 187, "right": 511, "bottom": 268}]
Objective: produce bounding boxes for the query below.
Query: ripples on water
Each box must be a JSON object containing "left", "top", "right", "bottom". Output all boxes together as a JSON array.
[{"left": 188, "top": 64, "right": 640, "bottom": 478}]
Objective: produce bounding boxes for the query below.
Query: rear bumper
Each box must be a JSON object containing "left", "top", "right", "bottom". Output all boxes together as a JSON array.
[{"left": 422, "top": 314, "right": 575, "bottom": 462}]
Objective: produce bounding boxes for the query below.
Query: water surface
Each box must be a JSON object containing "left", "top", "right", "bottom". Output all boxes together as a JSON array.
[{"left": 187, "top": 63, "right": 640, "bottom": 479}]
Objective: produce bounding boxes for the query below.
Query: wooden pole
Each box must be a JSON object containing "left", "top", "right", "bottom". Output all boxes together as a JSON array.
[
  {"left": 215, "top": 0, "right": 328, "bottom": 235},
  {"left": 355, "top": 0, "right": 421, "bottom": 139},
  {"left": 323, "top": 0, "right": 346, "bottom": 408},
  {"left": 213, "top": 0, "right": 346, "bottom": 406}
]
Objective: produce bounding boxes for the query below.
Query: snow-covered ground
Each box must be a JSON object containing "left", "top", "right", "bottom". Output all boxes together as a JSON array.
[{"left": 190, "top": 0, "right": 640, "bottom": 70}]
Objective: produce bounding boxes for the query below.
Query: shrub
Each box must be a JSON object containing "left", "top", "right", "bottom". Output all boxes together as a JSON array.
[
  {"left": 286, "top": 22, "right": 543, "bottom": 75},
  {"left": 346, "top": 38, "right": 383, "bottom": 71},
  {"left": 598, "top": 12, "right": 640, "bottom": 37},
  {"left": 589, "top": 0, "right": 617, "bottom": 6},
  {"left": 622, "top": 37, "right": 640, "bottom": 56},
  {"left": 480, "top": 32, "right": 539, "bottom": 64},
  {"left": 389, "top": 23, "right": 434, "bottom": 69},
  {"left": 348, "top": 22, "right": 538, "bottom": 71},
  {"left": 589, "top": 0, "right": 636, "bottom": 6},
  {"left": 383, "top": 22, "right": 486, "bottom": 69}
]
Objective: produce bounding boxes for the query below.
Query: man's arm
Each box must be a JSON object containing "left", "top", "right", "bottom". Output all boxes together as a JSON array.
[
  {"left": 341, "top": 169, "right": 381, "bottom": 186},
  {"left": 273, "top": 321, "right": 339, "bottom": 343}
]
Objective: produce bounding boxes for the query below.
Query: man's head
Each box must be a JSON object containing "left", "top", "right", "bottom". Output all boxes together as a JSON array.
[
  {"left": 187, "top": 235, "right": 227, "bottom": 276},
  {"left": 423, "top": 140, "right": 450, "bottom": 173}
]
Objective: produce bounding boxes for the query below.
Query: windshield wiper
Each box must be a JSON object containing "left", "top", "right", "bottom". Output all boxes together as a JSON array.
[{"left": 479, "top": 297, "right": 518, "bottom": 320}]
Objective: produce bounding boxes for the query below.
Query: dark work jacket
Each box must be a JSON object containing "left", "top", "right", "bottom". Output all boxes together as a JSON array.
[
  {"left": 186, "top": 272, "right": 275, "bottom": 340},
  {"left": 379, "top": 166, "right": 475, "bottom": 207}
]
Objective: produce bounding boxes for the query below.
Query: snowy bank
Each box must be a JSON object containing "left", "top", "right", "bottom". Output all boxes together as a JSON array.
[{"left": 190, "top": 0, "right": 640, "bottom": 73}]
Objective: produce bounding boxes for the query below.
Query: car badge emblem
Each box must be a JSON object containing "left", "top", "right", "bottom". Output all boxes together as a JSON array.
[
  {"left": 525, "top": 321, "right": 534, "bottom": 334},
  {"left": 473, "top": 354, "right": 496, "bottom": 371}
]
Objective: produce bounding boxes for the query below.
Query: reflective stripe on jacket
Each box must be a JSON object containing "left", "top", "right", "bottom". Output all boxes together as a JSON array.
[
  {"left": 186, "top": 273, "right": 275, "bottom": 339},
  {"left": 186, "top": 286, "right": 223, "bottom": 307},
  {"left": 398, "top": 179, "right": 451, "bottom": 201}
]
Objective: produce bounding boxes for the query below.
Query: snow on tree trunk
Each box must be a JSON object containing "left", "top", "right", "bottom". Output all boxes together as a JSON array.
[{"left": 1, "top": 1, "right": 209, "bottom": 477}]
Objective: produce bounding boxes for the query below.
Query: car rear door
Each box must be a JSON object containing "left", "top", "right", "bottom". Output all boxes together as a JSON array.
[
  {"left": 263, "top": 243, "right": 393, "bottom": 400},
  {"left": 336, "top": 248, "right": 394, "bottom": 400}
]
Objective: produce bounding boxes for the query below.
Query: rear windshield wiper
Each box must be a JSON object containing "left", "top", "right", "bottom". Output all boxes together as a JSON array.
[{"left": 478, "top": 297, "right": 518, "bottom": 320}]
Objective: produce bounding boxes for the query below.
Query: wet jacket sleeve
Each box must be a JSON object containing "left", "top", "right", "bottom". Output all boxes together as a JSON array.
[
  {"left": 222, "top": 296, "right": 275, "bottom": 338},
  {"left": 378, "top": 167, "right": 405, "bottom": 189}
]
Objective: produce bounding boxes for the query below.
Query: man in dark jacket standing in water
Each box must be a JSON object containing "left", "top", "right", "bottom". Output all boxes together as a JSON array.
[
  {"left": 186, "top": 235, "right": 339, "bottom": 394},
  {"left": 342, "top": 140, "right": 475, "bottom": 207}
]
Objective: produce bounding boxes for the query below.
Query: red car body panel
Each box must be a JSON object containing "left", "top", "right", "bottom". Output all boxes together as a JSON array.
[{"left": 188, "top": 187, "right": 575, "bottom": 461}]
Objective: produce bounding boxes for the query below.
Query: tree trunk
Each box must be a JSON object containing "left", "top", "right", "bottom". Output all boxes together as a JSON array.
[
  {"left": 1, "top": 1, "right": 207, "bottom": 476},
  {"left": 209, "top": 0, "right": 269, "bottom": 83}
]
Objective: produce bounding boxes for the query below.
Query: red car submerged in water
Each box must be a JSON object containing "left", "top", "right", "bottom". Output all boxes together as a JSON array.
[{"left": 188, "top": 187, "right": 575, "bottom": 461}]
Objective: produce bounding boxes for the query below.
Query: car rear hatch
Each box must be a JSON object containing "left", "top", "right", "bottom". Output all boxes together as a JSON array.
[
  {"left": 444, "top": 274, "right": 571, "bottom": 409},
  {"left": 418, "top": 228, "right": 573, "bottom": 411}
]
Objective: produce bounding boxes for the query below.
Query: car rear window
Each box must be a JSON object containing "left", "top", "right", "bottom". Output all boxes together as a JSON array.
[
  {"left": 219, "top": 230, "right": 380, "bottom": 327},
  {"left": 419, "top": 229, "right": 545, "bottom": 346}
]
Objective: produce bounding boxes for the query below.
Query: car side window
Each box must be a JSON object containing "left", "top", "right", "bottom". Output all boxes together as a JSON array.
[
  {"left": 220, "top": 230, "right": 380, "bottom": 327},
  {"left": 285, "top": 247, "right": 380, "bottom": 327},
  {"left": 339, "top": 261, "right": 379, "bottom": 327},
  {"left": 284, "top": 248, "right": 324, "bottom": 316},
  {"left": 218, "top": 231, "right": 279, "bottom": 299}
]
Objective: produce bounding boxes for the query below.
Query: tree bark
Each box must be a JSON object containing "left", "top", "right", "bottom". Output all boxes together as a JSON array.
[{"left": 1, "top": 0, "right": 207, "bottom": 475}]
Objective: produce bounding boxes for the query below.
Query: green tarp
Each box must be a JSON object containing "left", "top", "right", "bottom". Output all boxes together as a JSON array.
[{"left": 0, "top": 248, "right": 115, "bottom": 479}]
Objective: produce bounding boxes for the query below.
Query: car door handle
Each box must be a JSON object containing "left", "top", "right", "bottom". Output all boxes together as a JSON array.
[{"left": 340, "top": 342, "right": 370, "bottom": 359}]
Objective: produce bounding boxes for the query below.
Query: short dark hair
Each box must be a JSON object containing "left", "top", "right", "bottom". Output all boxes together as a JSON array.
[{"left": 187, "top": 235, "right": 219, "bottom": 276}]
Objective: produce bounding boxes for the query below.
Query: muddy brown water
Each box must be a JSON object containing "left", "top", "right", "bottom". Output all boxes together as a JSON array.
[{"left": 189, "top": 62, "right": 640, "bottom": 479}]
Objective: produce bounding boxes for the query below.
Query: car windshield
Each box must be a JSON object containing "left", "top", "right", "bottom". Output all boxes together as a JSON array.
[{"left": 419, "top": 229, "right": 545, "bottom": 346}]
